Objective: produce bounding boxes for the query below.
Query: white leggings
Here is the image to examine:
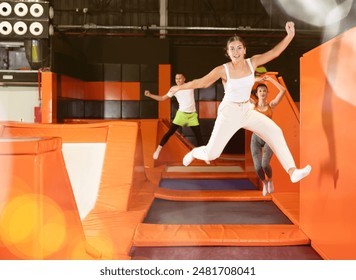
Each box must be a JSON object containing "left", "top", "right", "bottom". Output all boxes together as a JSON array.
[{"left": 191, "top": 101, "right": 296, "bottom": 172}]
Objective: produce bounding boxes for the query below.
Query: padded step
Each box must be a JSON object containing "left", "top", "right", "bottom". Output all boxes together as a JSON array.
[
  {"left": 133, "top": 224, "right": 310, "bottom": 247},
  {"left": 162, "top": 164, "right": 248, "bottom": 179},
  {"left": 155, "top": 188, "right": 271, "bottom": 201}
]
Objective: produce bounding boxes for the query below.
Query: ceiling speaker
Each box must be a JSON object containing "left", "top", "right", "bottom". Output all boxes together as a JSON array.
[{"left": 0, "top": 1, "right": 51, "bottom": 38}]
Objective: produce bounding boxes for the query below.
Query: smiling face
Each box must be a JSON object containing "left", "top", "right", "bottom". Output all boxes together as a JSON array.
[
  {"left": 226, "top": 36, "right": 246, "bottom": 62},
  {"left": 256, "top": 84, "right": 268, "bottom": 100},
  {"left": 175, "top": 74, "right": 186, "bottom": 86}
]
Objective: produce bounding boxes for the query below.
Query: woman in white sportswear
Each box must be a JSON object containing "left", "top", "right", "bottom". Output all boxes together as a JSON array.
[{"left": 168, "top": 22, "right": 311, "bottom": 184}]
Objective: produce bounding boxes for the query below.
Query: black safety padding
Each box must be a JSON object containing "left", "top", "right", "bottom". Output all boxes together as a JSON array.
[
  {"left": 199, "top": 84, "right": 217, "bottom": 100},
  {"left": 198, "top": 119, "right": 215, "bottom": 137},
  {"left": 140, "top": 64, "right": 158, "bottom": 82},
  {"left": 86, "top": 63, "right": 103, "bottom": 81},
  {"left": 103, "top": 100, "right": 121, "bottom": 119},
  {"left": 194, "top": 89, "right": 199, "bottom": 101},
  {"left": 60, "top": 99, "right": 85, "bottom": 119},
  {"left": 140, "top": 82, "right": 158, "bottom": 100},
  {"left": 216, "top": 82, "right": 225, "bottom": 101},
  {"left": 184, "top": 136, "right": 197, "bottom": 147},
  {"left": 103, "top": 63, "right": 121, "bottom": 82},
  {"left": 84, "top": 100, "right": 104, "bottom": 119},
  {"left": 122, "top": 64, "right": 140, "bottom": 82},
  {"left": 122, "top": 100, "right": 140, "bottom": 119},
  {"left": 139, "top": 100, "right": 158, "bottom": 119},
  {"left": 223, "top": 129, "right": 245, "bottom": 154}
]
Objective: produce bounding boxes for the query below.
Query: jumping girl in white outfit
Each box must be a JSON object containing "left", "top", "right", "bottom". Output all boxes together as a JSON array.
[{"left": 169, "top": 21, "right": 311, "bottom": 184}]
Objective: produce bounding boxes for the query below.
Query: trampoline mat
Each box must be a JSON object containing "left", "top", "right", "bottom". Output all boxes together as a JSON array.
[
  {"left": 131, "top": 245, "right": 322, "bottom": 260},
  {"left": 159, "top": 179, "right": 257, "bottom": 190},
  {"left": 144, "top": 199, "right": 292, "bottom": 224}
]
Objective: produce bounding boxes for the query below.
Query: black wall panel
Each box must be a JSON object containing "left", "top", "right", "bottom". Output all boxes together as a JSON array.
[
  {"left": 199, "top": 85, "right": 216, "bottom": 100},
  {"left": 224, "top": 129, "right": 245, "bottom": 154},
  {"left": 86, "top": 63, "right": 104, "bottom": 81},
  {"left": 57, "top": 99, "right": 85, "bottom": 120},
  {"left": 140, "top": 64, "right": 158, "bottom": 82},
  {"left": 84, "top": 100, "right": 104, "bottom": 119},
  {"left": 216, "top": 83, "right": 224, "bottom": 101},
  {"left": 122, "top": 101, "right": 140, "bottom": 119},
  {"left": 103, "top": 100, "right": 121, "bottom": 119},
  {"left": 141, "top": 82, "right": 158, "bottom": 99},
  {"left": 103, "top": 64, "right": 121, "bottom": 82},
  {"left": 140, "top": 100, "right": 158, "bottom": 119},
  {"left": 122, "top": 64, "right": 140, "bottom": 82}
]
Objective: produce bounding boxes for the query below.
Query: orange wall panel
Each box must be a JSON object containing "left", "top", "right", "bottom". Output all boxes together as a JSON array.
[
  {"left": 60, "top": 76, "right": 85, "bottom": 99},
  {"left": 269, "top": 76, "right": 300, "bottom": 193},
  {"left": 300, "top": 26, "right": 356, "bottom": 259},
  {"left": 41, "top": 72, "right": 58, "bottom": 124},
  {"left": 198, "top": 101, "right": 217, "bottom": 119},
  {"left": 103, "top": 82, "right": 122, "bottom": 100},
  {"left": 158, "top": 64, "right": 171, "bottom": 119},
  {"left": 121, "top": 82, "right": 140, "bottom": 100},
  {"left": 84, "top": 82, "right": 105, "bottom": 100}
]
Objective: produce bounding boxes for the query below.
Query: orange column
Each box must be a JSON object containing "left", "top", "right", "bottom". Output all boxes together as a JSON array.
[
  {"left": 158, "top": 64, "right": 171, "bottom": 119},
  {"left": 41, "top": 71, "right": 57, "bottom": 123}
]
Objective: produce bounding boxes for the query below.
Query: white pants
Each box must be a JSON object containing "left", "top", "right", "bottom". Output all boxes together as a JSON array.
[{"left": 191, "top": 100, "right": 296, "bottom": 172}]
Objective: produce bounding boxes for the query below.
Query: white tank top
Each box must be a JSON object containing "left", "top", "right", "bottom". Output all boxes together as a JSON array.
[{"left": 223, "top": 58, "right": 255, "bottom": 102}]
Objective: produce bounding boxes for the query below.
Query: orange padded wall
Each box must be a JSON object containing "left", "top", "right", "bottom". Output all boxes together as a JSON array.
[
  {"left": 0, "top": 137, "right": 90, "bottom": 259},
  {"left": 300, "top": 27, "right": 356, "bottom": 259},
  {"left": 41, "top": 72, "right": 58, "bottom": 124},
  {"left": 158, "top": 64, "right": 171, "bottom": 119}
]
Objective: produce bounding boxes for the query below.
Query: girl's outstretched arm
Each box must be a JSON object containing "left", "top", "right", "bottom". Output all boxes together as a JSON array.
[{"left": 251, "top": 21, "right": 295, "bottom": 69}]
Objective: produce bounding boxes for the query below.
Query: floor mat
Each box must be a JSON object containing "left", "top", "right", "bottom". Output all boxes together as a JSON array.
[
  {"left": 131, "top": 245, "right": 322, "bottom": 260},
  {"left": 159, "top": 178, "right": 257, "bottom": 190},
  {"left": 144, "top": 199, "right": 292, "bottom": 224}
]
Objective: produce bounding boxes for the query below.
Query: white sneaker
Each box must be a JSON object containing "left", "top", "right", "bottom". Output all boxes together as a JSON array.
[
  {"left": 153, "top": 146, "right": 162, "bottom": 160},
  {"left": 183, "top": 150, "right": 194, "bottom": 166},
  {"left": 291, "top": 165, "right": 312, "bottom": 183},
  {"left": 267, "top": 180, "right": 274, "bottom": 194},
  {"left": 262, "top": 180, "right": 268, "bottom": 196}
]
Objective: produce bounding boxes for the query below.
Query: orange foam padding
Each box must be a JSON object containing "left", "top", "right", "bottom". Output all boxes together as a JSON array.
[
  {"left": 140, "top": 120, "right": 159, "bottom": 169},
  {"left": 0, "top": 121, "right": 158, "bottom": 259},
  {"left": 300, "top": 27, "right": 356, "bottom": 260},
  {"left": 82, "top": 121, "right": 157, "bottom": 258},
  {"left": 92, "top": 122, "right": 141, "bottom": 212},
  {"left": 155, "top": 188, "right": 271, "bottom": 202},
  {"left": 271, "top": 192, "right": 300, "bottom": 226},
  {"left": 158, "top": 64, "right": 171, "bottom": 119},
  {"left": 0, "top": 137, "right": 92, "bottom": 259},
  {"left": 0, "top": 122, "right": 109, "bottom": 143},
  {"left": 41, "top": 71, "right": 58, "bottom": 123},
  {"left": 59, "top": 75, "right": 140, "bottom": 101},
  {"left": 121, "top": 82, "right": 140, "bottom": 100},
  {"left": 60, "top": 75, "right": 85, "bottom": 99},
  {"left": 83, "top": 210, "right": 147, "bottom": 259},
  {"left": 198, "top": 101, "right": 218, "bottom": 119},
  {"left": 133, "top": 224, "right": 310, "bottom": 247}
]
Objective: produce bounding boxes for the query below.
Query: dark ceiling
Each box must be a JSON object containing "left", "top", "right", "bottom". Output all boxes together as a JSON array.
[
  {"left": 52, "top": 0, "right": 323, "bottom": 49},
  {"left": 51, "top": 0, "right": 356, "bottom": 54}
]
